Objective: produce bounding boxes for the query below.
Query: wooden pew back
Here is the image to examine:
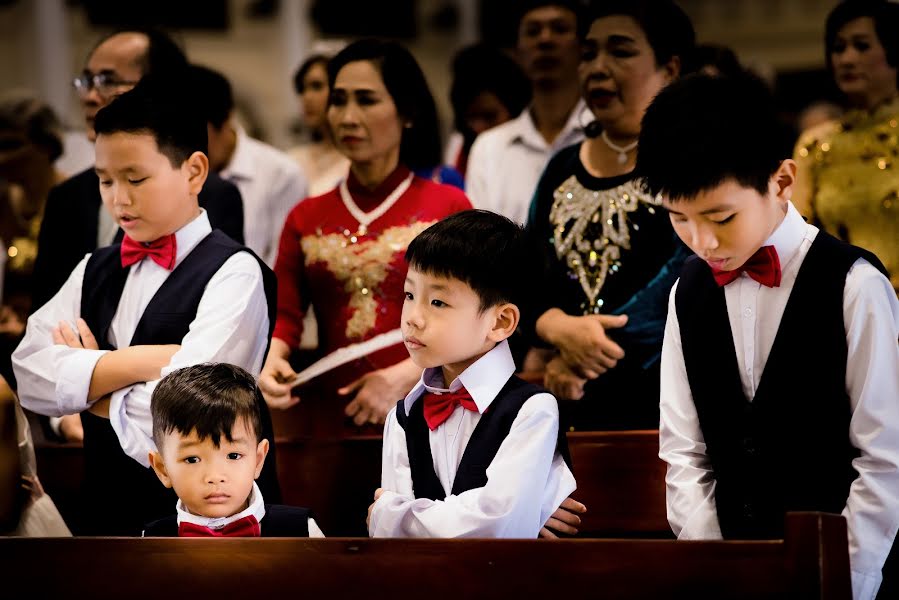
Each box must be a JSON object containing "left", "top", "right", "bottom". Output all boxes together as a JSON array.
[{"left": 0, "top": 513, "right": 850, "bottom": 600}]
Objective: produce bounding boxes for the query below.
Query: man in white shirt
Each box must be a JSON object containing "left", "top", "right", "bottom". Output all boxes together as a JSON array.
[
  {"left": 190, "top": 64, "right": 308, "bottom": 266},
  {"left": 466, "top": 0, "right": 586, "bottom": 225}
]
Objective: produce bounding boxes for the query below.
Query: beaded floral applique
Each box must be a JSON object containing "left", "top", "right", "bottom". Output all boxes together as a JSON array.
[
  {"left": 550, "top": 175, "right": 661, "bottom": 312},
  {"left": 302, "top": 220, "right": 434, "bottom": 339}
]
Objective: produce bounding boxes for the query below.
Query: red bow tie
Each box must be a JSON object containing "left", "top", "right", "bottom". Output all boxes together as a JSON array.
[
  {"left": 711, "top": 245, "right": 782, "bottom": 288},
  {"left": 422, "top": 388, "right": 479, "bottom": 431},
  {"left": 120, "top": 233, "right": 177, "bottom": 270},
  {"left": 178, "top": 514, "right": 260, "bottom": 537}
]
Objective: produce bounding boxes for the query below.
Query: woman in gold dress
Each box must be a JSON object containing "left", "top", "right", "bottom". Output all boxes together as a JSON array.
[{"left": 793, "top": 0, "right": 899, "bottom": 291}]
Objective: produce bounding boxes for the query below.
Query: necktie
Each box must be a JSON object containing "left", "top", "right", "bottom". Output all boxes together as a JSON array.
[
  {"left": 422, "top": 388, "right": 479, "bottom": 431},
  {"left": 178, "top": 514, "right": 261, "bottom": 537},
  {"left": 711, "top": 245, "right": 782, "bottom": 288},
  {"left": 120, "top": 233, "right": 177, "bottom": 270}
]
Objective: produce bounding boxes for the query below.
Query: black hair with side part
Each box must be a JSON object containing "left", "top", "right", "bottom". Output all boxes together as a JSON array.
[
  {"left": 187, "top": 64, "right": 234, "bottom": 130},
  {"left": 327, "top": 39, "right": 442, "bottom": 170},
  {"left": 293, "top": 54, "right": 330, "bottom": 94},
  {"left": 825, "top": 0, "right": 899, "bottom": 75},
  {"left": 637, "top": 73, "right": 787, "bottom": 202},
  {"left": 151, "top": 363, "right": 264, "bottom": 449},
  {"left": 583, "top": 0, "right": 695, "bottom": 69},
  {"left": 93, "top": 73, "right": 208, "bottom": 167},
  {"left": 405, "top": 210, "right": 529, "bottom": 312}
]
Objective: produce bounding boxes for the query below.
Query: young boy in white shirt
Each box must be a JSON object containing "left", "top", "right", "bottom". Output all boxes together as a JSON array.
[
  {"left": 637, "top": 73, "right": 899, "bottom": 599},
  {"left": 144, "top": 363, "right": 320, "bottom": 537},
  {"left": 368, "top": 209, "right": 577, "bottom": 538},
  {"left": 13, "top": 76, "right": 280, "bottom": 535}
]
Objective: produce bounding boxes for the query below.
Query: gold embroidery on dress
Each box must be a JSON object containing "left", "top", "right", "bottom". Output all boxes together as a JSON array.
[
  {"left": 550, "top": 175, "right": 661, "bottom": 312},
  {"left": 302, "top": 221, "right": 435, "bottom": 339}
]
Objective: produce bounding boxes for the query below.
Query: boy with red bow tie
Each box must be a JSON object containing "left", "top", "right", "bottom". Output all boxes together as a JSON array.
[
  {"left": 143, "top": 363, "right": 320, "bottom": 537},
  {"left": 13, "top": 76, "right": 281, "bottom": 535},
  {"left": 367, "top": 210, "right": 577, "bottom": 538},
  {"left": 638, "top": 73, "right": 899, "bottom": 599}
]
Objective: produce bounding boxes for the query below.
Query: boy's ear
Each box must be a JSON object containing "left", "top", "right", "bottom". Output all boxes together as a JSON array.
[
  {"left": 184, "top": 151, "right": 209, "bottom": 196},
  {"left": 486, "top": 303, "right": 520, "bottom": 343},
  {"left": 148, "top": 451, "right": 173, "bottom": 489},
  {"left": 772, "top": 159, "right": 797, "bottom": 203},
  {"left": 661, "top": 55, "right": 681, "bottom": 82},
  {"left": 253, "top": 439, "right": 270, "bottom": 480}
]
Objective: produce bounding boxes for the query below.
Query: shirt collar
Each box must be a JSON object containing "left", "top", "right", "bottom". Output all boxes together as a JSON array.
[
  {"left": 172, "top": 209, "right": 212, "bottom": 267},
  {"left": 219, "top": 125, "right": 254, "bottom": 182},
  {"left": 175, "top": 481, "right": 266, "bottom": 530},
  {"left": 763, "top": 201, "right": 807, "bottom": 271},
  {"left": 508, "top": 99, "right": 587, "bottom": 152},
  {"left": 402, "top": 339, "right": 516, "bottom": 416}
]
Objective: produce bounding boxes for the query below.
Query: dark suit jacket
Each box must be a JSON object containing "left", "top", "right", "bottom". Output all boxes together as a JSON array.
[{"left": 31, "top": 167, "right": 244, "bottom": 311}]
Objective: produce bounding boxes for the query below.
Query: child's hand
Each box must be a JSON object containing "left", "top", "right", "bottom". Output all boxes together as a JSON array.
[
  {"left": 259, "top": 355, "right": 300, "bottom": 410},
  {"left": 555, "top": 314, "right": 627, "bottom": 379},
  {"left": 52, "top": 318, "right": 99, "bottom": 350},
  {"left": 544, "top": 356, "right": 588, "bottom": 401},
  {"left": 539, "top": 497, "right": 587, "bottom": 539},
  {"left": 340, "top": 369, "right": 396, "bottom": 426},
  {"left": 366, "top": 488, "right": 384, "bottom": 529}
]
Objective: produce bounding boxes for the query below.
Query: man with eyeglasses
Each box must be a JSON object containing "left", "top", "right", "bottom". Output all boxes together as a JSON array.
[{"left": 29, "top": 28, "right": 246, "bottom": 446}]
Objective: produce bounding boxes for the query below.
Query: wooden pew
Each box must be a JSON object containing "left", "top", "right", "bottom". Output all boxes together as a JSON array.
[{"left": 0, "top": 513, "right": 850, "bottom": 600}]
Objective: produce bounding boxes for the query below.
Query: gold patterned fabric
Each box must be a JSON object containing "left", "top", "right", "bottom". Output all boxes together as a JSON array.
[{"left": 794, "top": 97, "right": 899, "bottom": 290}]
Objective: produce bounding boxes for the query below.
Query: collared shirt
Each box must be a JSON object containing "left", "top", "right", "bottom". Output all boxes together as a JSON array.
[
  {"left": 370, "top": 340, "right": 576, "bottom": 538},
  {"left": 220, "top": 126, "right": 308, "bottom": 266},
  {"left": 173, "top": 482, "right": 324, "bottom": 537},
  {"left": 13, "top": 210, "right": 271, "bottom": 467},
  {"left": 659, "top": 202, "right": 899, "bottom": 600},
  {"left": 465, "top": 100, "right": 586, "bottom": 225}
]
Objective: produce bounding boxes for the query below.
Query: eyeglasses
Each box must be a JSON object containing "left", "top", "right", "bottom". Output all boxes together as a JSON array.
[{"left": 72, "top": 72, "right": 139, "bottom": 98}]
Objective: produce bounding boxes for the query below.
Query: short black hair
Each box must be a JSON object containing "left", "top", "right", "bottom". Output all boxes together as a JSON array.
[
  {"left": 583, "top": 0, "right": 695, "bottom": 69},
  {"left": 93, "top": 72, "right": 208, "bottom": 167},
  {"left": 637, "top": 73, "right": 785, "bottom": 202},
  {"left": 516, "top": 0, "right": 584, "bottom": 34},
  {"left": 90, "top": 27, "right": 188, "bottom": 77},
  {"left": 187, "top": 64, "right": 234, "bottom": 130},
  {"left": 405, "top": 210, "right": 528, "bottom": 312},
  {"left": 151, "top": 363, "right": 264, "bottom": 449},
  {"left": 825, "top": 0, "right": 899, "bottom": 74},
  {"left": 293, "top": 54, "right": 330, "bottom": 94},
  {"left": 328, "top": 39, "right": 442, "bottom": 170},
  {"left": 449, "top": 44, "right": 531, "bottom": 144}
]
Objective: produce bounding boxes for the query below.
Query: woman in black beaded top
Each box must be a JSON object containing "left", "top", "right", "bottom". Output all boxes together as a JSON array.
[{"left": 525, "top": 0, "right": 695, "bottom": 430}]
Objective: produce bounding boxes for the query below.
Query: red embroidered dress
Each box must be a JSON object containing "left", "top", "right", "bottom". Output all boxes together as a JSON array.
[{"left": 273, "top": 166, "right": 471, "bottom": 387}]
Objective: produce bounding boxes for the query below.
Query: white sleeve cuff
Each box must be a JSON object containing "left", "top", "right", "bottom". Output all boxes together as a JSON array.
[
  {"left": 851, "top": 568, "right": 882, "bottom": 600},
  {"left": 54, "top": 349, "right": 107, "bottom": 414},
  {"left": 108, "top": 385, "right": 156, "bottom": 467}
]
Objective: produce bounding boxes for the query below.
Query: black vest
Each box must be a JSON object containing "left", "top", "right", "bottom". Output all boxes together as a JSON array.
[
  {"left": 675, "top": 232, "right": 887, "bottom": 539},
  {"left": 77, "top": 230, "right": 281, "bottom": 535},
  {"left": 142, "top": 505, "right": 312, "bottom": 537},
  {"left": 395, "top": 376, "right": 572, "bottom": 500}
]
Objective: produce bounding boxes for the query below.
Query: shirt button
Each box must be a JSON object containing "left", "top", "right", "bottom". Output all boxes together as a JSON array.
[{"left": 743, "top": 307, "right": 752, "bottom": 317}]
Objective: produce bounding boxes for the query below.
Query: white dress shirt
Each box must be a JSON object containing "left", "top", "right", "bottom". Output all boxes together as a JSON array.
[
  {"left": 13, "top": 210, "right": 271, "bottom": 467},
  {"left": 465, "top": 100, "right": 586, "bottom": 225},
  {"left": 163, "top": 482, "right": 324, "bottom": 538},
  {"left": 659, "top": 202, "right": 899, "bottom": 600},
  {"left": 370, "top": 340, "right": 576, "bottom": 538},
  {"left": 220, "top": 126, "right": 308, "bottom": 266}
]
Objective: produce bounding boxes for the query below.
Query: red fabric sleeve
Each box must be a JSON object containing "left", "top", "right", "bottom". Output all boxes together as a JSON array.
[{"left": 272, "top": 205, "right": 307, "bottom": 348}]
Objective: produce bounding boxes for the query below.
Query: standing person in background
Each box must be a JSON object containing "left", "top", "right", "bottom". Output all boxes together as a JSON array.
[
  {"left": 190, "top": 65, "right": 308, "bottom": 267},
  {"left": 525, "top": 0, "right": 694, "bottom": 430},
  {"left": 289, "top": 54, "right": 351, "bottom": 198},
  {"left": 444, "top": 44, "right": 531, "bottom": 180},
  {"left": 258, "top": 39, "right": 472, "bottom": 427},
  {"left": 793, "top": 0, "right": 899, "bottom": 292},
  {"left": 466, "top": 0, "right": 585, "bottom": 225}
]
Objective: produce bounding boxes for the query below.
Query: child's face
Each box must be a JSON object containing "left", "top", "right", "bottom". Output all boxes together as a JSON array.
[
  {"left": 662, "top": 163, "right": 795, "bottom": 273},
  {"left": 402, "top": 268, "right": 517, "bottom": 385},
  {"left": 149, "top": 418, "right": 268, "bottom": 519},
  {"left": 95, "top": 131, "right": 206, "bottom": 243}
]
